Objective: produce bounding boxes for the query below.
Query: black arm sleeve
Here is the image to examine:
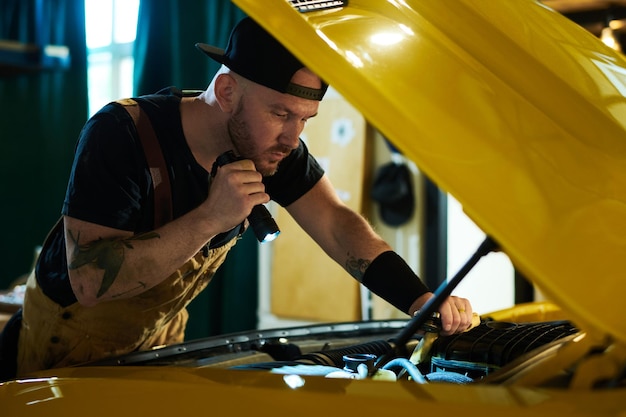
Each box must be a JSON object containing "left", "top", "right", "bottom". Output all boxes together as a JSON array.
[{"left": 361, "top": 251, "right": 430, "bottom": 314}]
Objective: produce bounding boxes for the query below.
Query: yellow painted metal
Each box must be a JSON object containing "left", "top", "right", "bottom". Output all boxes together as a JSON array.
[
  {"left": 569, "top": 341, "right": 626, "bottom": 389},
  {"left": 483, "top": 301, "right": 568, "bottom": 322},
  {"left": 1, "top": 364, "right": 624, "bottom": 416},
  {"left": 234, "top": 0, "right": 626, "bottom": 344}
]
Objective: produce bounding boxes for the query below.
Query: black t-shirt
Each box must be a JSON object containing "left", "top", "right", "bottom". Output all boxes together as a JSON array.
[{"left": 37, "top": 87, "right": 324, "bottom": 306}]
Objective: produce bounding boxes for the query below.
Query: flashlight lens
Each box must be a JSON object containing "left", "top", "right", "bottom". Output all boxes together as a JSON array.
[
  {"left": 249, "top": 205, "right": 281, "bottom": 243},
  {"left": 261, "top": 231, "right": 280, "bottom": 243}
]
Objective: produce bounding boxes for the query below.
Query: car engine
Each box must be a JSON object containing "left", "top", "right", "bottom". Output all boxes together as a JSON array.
[
  {"left": 91, "top": 315, "right": 589, "bottom": 387},
  {"left": 229, "top": 317, "right": 580, "bottom": 384}
]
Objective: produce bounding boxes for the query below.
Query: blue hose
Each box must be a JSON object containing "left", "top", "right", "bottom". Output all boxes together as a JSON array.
[{"left": 381, "top": 358, "right": 428, "bottom": 383}]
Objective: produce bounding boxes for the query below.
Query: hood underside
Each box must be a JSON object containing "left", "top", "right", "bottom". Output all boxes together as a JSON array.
[{"left": 234, "top": 0, "right": 626, "bottom": 342}]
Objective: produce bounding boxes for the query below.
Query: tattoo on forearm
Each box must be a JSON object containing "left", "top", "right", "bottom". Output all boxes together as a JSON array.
[
  {"left": 345, "top": 253, "right": 371, "bottom": 281},
  {"left": 68, "top": 230, "right": 160, "bottom": 298}
]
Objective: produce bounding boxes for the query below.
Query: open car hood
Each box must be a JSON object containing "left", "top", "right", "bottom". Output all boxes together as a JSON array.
[{"left": 234, "top": 0, "right": 626, "bottom": 343}]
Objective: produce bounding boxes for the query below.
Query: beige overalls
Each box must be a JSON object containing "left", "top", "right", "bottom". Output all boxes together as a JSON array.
[
  {"left": 16, "top": 98, "right": 236, "bottom": 375},
  {"left": 16, "top": 235, "right": 238, "bottom": 376}
]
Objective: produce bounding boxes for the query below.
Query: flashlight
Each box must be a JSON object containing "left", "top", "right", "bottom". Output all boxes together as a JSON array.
[{"left": 211, "top": 151, "right": 281, "bottom": 243}]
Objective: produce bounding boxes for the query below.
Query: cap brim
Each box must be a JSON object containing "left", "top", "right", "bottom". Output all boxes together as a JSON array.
[{"left": 195, "top": 43, "right": 227, "bottom": 63}]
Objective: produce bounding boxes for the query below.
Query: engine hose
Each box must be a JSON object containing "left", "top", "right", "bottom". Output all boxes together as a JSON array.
[
  {"left": 425, "top": 371, "right": 473, "bottom": 384},
  {"left": 297, "top": 340, "right": 393, "bottom": 368},
  {"left": 382, "top": 358, "right": 428, "bottom": 383}
]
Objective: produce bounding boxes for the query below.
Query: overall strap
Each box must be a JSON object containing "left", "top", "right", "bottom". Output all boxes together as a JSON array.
[{"left": 116, "top": 98, "right": 173, "bottom": 228}]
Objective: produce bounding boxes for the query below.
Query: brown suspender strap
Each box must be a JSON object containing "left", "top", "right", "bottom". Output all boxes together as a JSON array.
[{"left": 116, "top": 98, "right": 173, "bottom": 229}]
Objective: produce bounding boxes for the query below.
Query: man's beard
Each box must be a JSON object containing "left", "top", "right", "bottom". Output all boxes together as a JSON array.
[{"left": 227, "top": 100, "right": 286, "bottom": 177}]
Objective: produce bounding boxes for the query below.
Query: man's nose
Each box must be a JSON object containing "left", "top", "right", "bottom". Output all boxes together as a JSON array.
[{"left": 279, "top": 122, "right": 303, "bottom": 149}]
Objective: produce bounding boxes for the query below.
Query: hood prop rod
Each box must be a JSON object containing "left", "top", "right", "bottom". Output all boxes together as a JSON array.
[{"left": 373, "top": 235, "right": 499, "bottom": 371}]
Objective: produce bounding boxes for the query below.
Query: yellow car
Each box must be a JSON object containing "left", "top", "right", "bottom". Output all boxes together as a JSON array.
[{"left": 2, "top": 1, "right": 625, "bottom": 415}]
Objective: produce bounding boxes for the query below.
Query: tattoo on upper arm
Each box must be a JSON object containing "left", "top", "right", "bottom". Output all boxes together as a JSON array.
[
  {"left": 345, "top": 253, "right": 371, "bottom": 281},
  {"left": 67, "top": 230, "right": 160, "bottom": 298}
]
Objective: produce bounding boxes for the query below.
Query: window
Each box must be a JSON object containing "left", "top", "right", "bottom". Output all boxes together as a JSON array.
[{"left": 85, "top": 0, "right": 140, "bottom": 116}]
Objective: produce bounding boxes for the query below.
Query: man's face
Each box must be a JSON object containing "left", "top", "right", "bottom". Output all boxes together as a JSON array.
[{"left": 227, "top": 69, "right": 321, "bottom": 176}]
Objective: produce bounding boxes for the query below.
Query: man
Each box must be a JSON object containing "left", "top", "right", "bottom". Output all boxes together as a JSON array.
[{"left": 13, "top": 17, "right": 473, "bottom": 375}]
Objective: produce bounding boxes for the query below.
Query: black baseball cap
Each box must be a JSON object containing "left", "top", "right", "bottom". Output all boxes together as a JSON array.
[{"left": 196, "top": 17, "right": 328, "bottom": 101}]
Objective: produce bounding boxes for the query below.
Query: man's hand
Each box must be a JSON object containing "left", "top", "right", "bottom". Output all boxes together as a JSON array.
[
  {"left": 409, "top": 293, "right": 475, "bottom": 336},
  {"left": 203, "top": 158, "right": 269, "bottom": 232}
]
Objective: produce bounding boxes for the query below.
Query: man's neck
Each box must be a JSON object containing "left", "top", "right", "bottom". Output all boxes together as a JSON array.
[{"left": 180, "top": 96, "right": 232, "bottom": 172}]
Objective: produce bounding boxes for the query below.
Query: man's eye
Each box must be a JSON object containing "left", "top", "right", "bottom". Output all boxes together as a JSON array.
[{"left": 274, "top": 112, "right": 288, "bottom": 118}]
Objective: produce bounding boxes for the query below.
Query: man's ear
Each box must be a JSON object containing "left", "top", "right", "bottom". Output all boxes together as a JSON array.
[{"left": 214, "top": 73, "right": 239, "bottom": 113}]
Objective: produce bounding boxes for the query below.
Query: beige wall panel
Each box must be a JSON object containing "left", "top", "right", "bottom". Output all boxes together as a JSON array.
[{"left": 270, "top": 90, "right": 367, "bottom": 322}]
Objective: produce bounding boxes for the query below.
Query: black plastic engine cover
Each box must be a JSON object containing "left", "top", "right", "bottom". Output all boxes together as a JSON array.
[{"left": 429, "top": 320, "right": 578, "bottom": 377}]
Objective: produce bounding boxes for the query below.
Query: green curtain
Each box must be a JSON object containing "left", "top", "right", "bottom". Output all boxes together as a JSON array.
[
  {"left": 0, "top": 0, "right": 88, "bottom": 288},
  {"left": 133, "top": 0, "right": 257, "bottom": 339},
  {"left": 134, "top": 0, "right": 246, "bottom": 94}
]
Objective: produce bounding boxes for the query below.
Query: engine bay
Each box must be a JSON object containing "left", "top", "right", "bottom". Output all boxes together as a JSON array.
[
  {"left": 90, "top": 315, "right": 597, "bottom": 387},
  {"left": 88, "top": 237, "right": 623, "bottom": 389},
  {"left": 229, "top": 317, "right": 580, "bottom": 384}
]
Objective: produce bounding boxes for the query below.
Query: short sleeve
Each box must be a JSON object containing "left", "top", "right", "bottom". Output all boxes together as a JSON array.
[
  {"left": 264, "top": 140, "right": 324, "bottom": 207},
  {"left": 62, "top": 103, "right": 150, "bottom": 231}
]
